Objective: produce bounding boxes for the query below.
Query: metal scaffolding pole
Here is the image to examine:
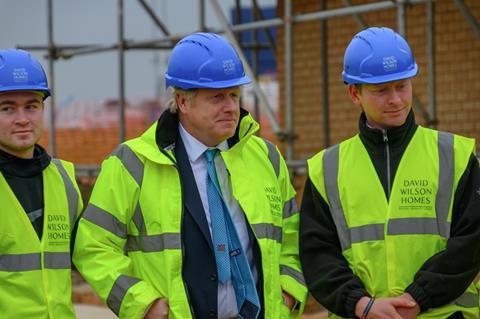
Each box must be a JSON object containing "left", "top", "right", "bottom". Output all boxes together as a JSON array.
[
  {"left": 251, "top": 0, "right": 260, "bottom": 122},
  {"left": 251, "top": 0, "right": 277, "bottom": 56},
  {"left": 118, "top": 0, "right": 126, "bottom": 142},
  {"left": 47, "top": 0, "right": 56, "bottom": 156},
  {"left": 427, "top": 0, "right": 437, "bottom": 128},
  {"left": 235, "top": 0, "right": 242, "bottom": 51},
  {"left": 294, "top": 0, "right": 429, "bottom": 23},
  {"left": 137, "top": 0, "right": 171, "bottom": 36},
  {"left": 341, "top": 0, "right": 368, "bottom": 28},
  {"left": 284, "top": 0, "right": 294, "bottom": 161},
  {"left": 453, "top": 0, "right": 480, "bottom": 38},
  {"left": 396, "top": 0, "right": 407, "bottom": 37},
  {"left": 320, "top": 0, "right": 330, "bottom": 148},
  {"left": 199, "top": 0, "right": 206, "bottom": 31},
  {"left": 208, "top": 0, "right": 282, "bottom": 137}
]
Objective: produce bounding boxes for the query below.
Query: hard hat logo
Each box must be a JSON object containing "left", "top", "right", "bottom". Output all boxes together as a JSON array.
[
  {"left": 382, "top": 56, "right": 398, "bottom": 72},
  {"left": 13, "top": 68, "right": 29, "bottom": 83},
  {"left": 222, "top": 59, "right": 235, "bottom": 75}
]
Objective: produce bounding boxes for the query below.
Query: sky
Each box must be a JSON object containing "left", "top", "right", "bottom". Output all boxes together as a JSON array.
[{"left": 0, "top": 0, "right": 276, "bottom": 106}]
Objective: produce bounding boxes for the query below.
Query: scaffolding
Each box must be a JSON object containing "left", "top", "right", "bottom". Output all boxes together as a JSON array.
[{"left": 19, "top": 0, "right": 480, "bottom": 176}]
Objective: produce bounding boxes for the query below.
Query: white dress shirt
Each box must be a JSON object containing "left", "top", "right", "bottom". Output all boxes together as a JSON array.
[{"left": 179, "top": 124, "right": 257, "bottom": 318}]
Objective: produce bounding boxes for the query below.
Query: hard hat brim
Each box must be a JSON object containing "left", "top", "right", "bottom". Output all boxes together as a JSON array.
[
  {"left": 165, "top": 74, "right": 251, "bottom": 90},
  {"left": 0, "top": 86, "right": 51, "bottom": 100},
  {"left": 343, "top": 64, "right": 418, "bottom": 85}
]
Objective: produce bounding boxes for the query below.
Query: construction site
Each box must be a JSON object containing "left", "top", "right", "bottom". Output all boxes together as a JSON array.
[{"left": 2, "top": 0, "right": 479, "bottom": 318}]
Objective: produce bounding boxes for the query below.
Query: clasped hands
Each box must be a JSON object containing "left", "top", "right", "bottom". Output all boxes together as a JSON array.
[{"left": 355, "top": 293, "right": 420, "bottom": 319}]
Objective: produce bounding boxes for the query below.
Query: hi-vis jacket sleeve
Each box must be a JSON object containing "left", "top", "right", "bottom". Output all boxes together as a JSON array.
[
  {"left": 274, "top": 146, "right": 308, "bottom": 316},
  {"left": 72, "top": 155, "right": 162, "bottom": 319}
]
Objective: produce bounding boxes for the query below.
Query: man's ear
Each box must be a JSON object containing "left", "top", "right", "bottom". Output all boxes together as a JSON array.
[
  {"left": 347, "top": 84, "right": 362, "bottom": 107},
  {"left": 176, "top": 93, "right": 187, "bottom": 113}
]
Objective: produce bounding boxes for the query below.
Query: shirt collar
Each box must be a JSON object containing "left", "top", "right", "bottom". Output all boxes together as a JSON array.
[{"left": 178, "top": 123, "right": 229, "bottom": 162}]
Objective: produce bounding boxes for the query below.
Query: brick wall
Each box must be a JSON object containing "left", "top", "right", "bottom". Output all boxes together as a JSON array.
[
  {"left": 277, "top": 0, "right": 480, "bottom": 184},
  {"left": 39, "top": 126, "right": 148, "bottom": 165}
]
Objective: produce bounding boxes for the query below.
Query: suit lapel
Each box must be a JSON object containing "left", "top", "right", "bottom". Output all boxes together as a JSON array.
[{"left": 175, "top": 137, "right": 213, "bottom": 248}]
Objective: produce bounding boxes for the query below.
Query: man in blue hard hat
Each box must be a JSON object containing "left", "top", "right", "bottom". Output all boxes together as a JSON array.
[
  {"left": 73, "top": 32, "right": 307, "bottom": 319},
  {"left": 0, "top": 49, "right": 83, "bottom": 318},
  {"left": 300, "top": 27, "right": 480, "bottom": 319}
]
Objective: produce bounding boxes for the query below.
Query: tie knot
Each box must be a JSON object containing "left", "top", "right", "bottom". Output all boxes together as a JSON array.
[{"left": 205, "top": 148, "right": 218, "bottom": 163}]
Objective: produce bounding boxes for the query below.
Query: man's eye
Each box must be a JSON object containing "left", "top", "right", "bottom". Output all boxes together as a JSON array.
[
  {"left": 26, "top": 104, "right": 40, "bottom": 110},
  {"left": 0, "top": 107, "right": 13, "bottom": 113}
]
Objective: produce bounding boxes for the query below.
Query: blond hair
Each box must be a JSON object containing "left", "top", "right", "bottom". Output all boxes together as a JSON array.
[{"left": 167, "top": 87, "right": 198, "bottom": 113}]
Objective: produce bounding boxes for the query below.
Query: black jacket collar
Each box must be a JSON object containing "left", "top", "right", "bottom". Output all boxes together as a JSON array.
[
  {"left": 358, "top": 109, "right": 418, "bottom": 151},
  {"left": 0, "top": 144, "right": 51, "bottom": 178}
]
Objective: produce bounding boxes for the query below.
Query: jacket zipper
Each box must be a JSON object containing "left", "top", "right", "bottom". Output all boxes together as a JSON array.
[{"left": 382, "top": 130, "right": 391, "bottom": 199}]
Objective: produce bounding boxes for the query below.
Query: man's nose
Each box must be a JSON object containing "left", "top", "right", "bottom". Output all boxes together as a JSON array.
[
  {"left": 14, "top": 109, "right": 29, "bottom": 124},
  {"left": 224, "top": 96, "right": 238, "bottom": 110},
  {"left": 387, "top": 89, "right": 402, "bottom": 104}
]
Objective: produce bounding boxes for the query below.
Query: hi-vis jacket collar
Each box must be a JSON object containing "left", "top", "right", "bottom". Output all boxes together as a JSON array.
[{"left": 125, "top": 108, "right": 259, "bottom": 165}]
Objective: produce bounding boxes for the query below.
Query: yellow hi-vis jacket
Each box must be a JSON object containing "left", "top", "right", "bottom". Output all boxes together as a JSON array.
[
  {"left": 73, "top": 113, "right": 307, "bottom": 319},
  {"left": 308, "top": 127, "right": 479, "bottom": 318},
  {"left": 0, "top": 159, "right": 82, "bottom": 319}
]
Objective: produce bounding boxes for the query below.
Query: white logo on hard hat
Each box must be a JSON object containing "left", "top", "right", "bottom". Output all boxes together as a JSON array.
[
  {"left": 13, "top": 68, "right": 28, "bottom": 83},
  {"left": 222, "top": 59, "right": 235, "bottom": 75},
  {"left": 382, "top": 56, "right": 398, "bottom": 72}
]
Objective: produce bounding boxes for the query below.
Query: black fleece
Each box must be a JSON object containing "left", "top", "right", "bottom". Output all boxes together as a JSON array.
[
  {"left": 0, "top": 145, "right": 51, "bottom": 239},
  {"left": 299, "top": 111, "right": 480, "bottom": 318}
]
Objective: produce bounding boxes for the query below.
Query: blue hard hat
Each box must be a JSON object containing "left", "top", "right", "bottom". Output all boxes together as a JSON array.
[
  {"left": 165, "top": 32, "right": 251, "bottom": 89},
  {"left": 0, "top": 49, "right": 50, "bottom": 99},
  {"left": 342, "top": 27, "right": 418, "bottom": 84}
]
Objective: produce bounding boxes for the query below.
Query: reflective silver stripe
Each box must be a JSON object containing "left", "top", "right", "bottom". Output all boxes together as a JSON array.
[
  {"left": 251, "top": 223, "right": 282, "bottom": 243},
  {"left": 112, "top": 144, "right": 144, "bottom": 186},
  {"left": 132, "top": 204, "right": 146, "bottom": 235},
  {"left": 351, "top": 224, "right": 384, "bottom": 243},
  {"left": 388, "top": 218, "right": 439, "bottom": 235},
  {"left": 436, "top": 132, "right": 454, "bottom": 238},
  {"left": 83, "top": 204, "right": 127, "bottom": 239},
  {"left": 453, "top": 292, "right": 478, "bottom": 308},
  {"left": 283, "top": 198, "right": 298, "bottom": 219},
  {"left": 263, "top": 139, "right": 280, "bottom": 177},
  {"left": 27, "top": 208, "right": 43, "bottom": 223},
  {"left": 107, "top": 275, "right": 141, "bottom": 315},
  {"left": 280, "top": 265, "right": 306, "bottom": 286},
  {"left": 112, "top": 144, "right": 146, "bottom": 234},
  {"left": 52, "top": 159, "right": 78, "bottom": 225},
  {"left": 126, "top": 233, "right": 182, "bottom": 252},
  {"left": 0, "top": 253, "right": 41, "bottom": 271},
  {"left": 323, "top": 144, "right": 351, "bottom": 251},
  {"left": 44, "top": 252, "right": 71, "bottom": 269}
]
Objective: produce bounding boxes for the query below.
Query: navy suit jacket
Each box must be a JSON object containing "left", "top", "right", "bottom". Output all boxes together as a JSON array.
[{"left": 175, "top": 138, "right": 264, "bottom": 319}]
